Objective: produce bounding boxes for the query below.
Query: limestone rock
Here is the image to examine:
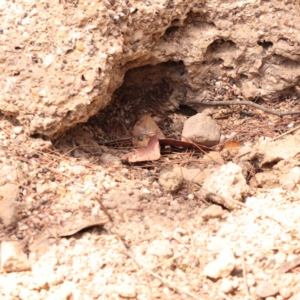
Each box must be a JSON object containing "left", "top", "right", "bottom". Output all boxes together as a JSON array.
[
  {"left": 218, "top": 278, "right": 235, "bottom": 294},
  {"left": 182, "top": 113, "right": 220, "bottom": 146},
  {"left": 1, "top": 241, "right": 31, "bottom": 272},
  {"left": 256, "top": 135, "right": 300, "bottom": 168},
  {"left": 159, "top": 170, "right": 183, "bottom": 193},
  {"left": 201, "top": 205, "right": 224, "bottom": 220},
  {"left": 279, "top": 166, "right": 300, "bottom": 191},
  {"left": 0, "top": 183, "right": 19, "bottom": 227},
  {"left": 147, "top": 240, "right": 173, "bottom": 258},
  {"left": 1, "top": 1, "right": 299, "bottom": 137},
  {"left": 202, "top": 248, "right": 236, "bottom": 279},
  {"left": 256, "top": 282, "right": 279, "bottom": 298},
  {"left": 202, "top": 162, "right": 249, "bottom": 203}
]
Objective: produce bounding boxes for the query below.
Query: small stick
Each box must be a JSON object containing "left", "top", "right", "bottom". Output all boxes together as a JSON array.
[
  {"left": 114, "top": 235, "right": 199, "bottom": 299},
  {"left": 241, "top": 252, "right": 250, "bottom": 299},
  {"left": 200, "top": 100, "right": 300, "bottom": 117},
  {"left": 96, "top": 195, "right": 113, "bottom": 222},
  {"left": 271, "top": 124, "right": 300, "bottom": 142}
]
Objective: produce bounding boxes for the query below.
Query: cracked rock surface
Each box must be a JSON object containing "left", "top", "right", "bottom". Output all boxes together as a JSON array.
[{"left": 1, "top": 0, "right": 300, "bottom": 136}]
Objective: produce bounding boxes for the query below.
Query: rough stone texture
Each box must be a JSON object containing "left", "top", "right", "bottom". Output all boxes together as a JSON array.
[
  {"left": 1, "top": 241, "right": 31, "bottom": 272},
  {"left": 202, "top": 162, "right": 250, "bottom": 203},
  {"left": 182, "top": 113, "right": 220, "bottom": 146},
  {"left": 254, "top": 135, "right": 300, "bottom": 168},
  {"left": 256, "top": 282, "right": 279, "bottom": 298},
  {"left": 1, "top": 1, "right": 300, "bottom": 137},
  {"left": 173, "top": 166, "right": 217, "bottom": 186},
  {"left": 159, "top": 169, "right": 183, "bottom": 192},
  {"left": 201, "top": 204, "right": 224, "bottom": 220},
  {"left": 202, "top": 248, "right": 236, "bottom": 279},
  {"left": 0, "top": 183, "right": 19, "bottom": 227}
]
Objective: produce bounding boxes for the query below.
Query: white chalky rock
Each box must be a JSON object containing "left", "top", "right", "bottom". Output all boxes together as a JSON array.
[
  {"left": 202, "top": 162, "right": 249, "bottom": 202},
  {"left": 202, "top": 248, "right": 236, "bottom": 279},
  {"left": 1, "top": 241, "right": 31, "bottom": 272}
]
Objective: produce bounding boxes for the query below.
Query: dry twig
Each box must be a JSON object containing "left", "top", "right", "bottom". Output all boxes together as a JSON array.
[
  {"left": 201, "top": 100, "right": 300, "bottom": 116},
  {"left": 271, "top": 124, "right": 300, "bottom": 141},
  {"left": 114, "top": 235, "right": 199, "bottom": 299},
  {"left": 96, "top": 195, "right": 113, "bottom": 222}
]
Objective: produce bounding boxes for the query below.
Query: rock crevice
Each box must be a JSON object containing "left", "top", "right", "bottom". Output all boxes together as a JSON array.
[{"left": 0, "top": 0, "right": 299, "bottom": 136}]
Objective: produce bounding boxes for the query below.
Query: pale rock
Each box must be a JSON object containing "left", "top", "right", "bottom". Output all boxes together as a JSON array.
[
  {"left": 0, "top": 183, "right": 19, "bottom": 227},
  {"left": 279, "top": 166, "right": 300, "bottom": 191},
  {"left": 100, "top": 153, "right": 121, "bottom": 165},
  {"left": 252, "top": 171, "right": 279, "bottom": 188},
  {"left": 256, "top": 282, "right": 279, "bottom": 298},
  {"left": 257, "top": 135, "right": 300, "bottom": 168},
  {"left": 73, "top": 149, "right": 89, "bottom": 159},
  {"left": 1, "top": 241, "right": 31, "bottom": 272},
  {"left": 202, "top": 162, "right": 249, "bottom": 202},
  {"left": 36, "top": 181, "right": 57, "bottom": 194},
  {"left": 147, "top": 240, "right": 173, "bottom": 258},
  {"left": 201, "top": 205, "right": 224, "bottom": 220},
  {"left": 202, "top": 248, "right": 236, "bottom": 279},
  {"left": 13, "top": 126, "right": 23, "bottom": 134},
  {"left": 219, "top": 278, "right": 235, "bottom": 294},
  {"left": 159, "top": 170, "right": 183, "bottom": 192},
  {"left": 173, "top": 166, "right": 217, "bottom": 186},
  {"left": 280, "top": 287, "right": 292, "bottom": 299},
  {"left": 289, "top": 292, "right": 300, "bottom": 300},
  {"left": 182, "top": 113, "right": 220, "bottom": 147},
  {"left": 114, "top": 284, "right": 136, "bottom": 298}
]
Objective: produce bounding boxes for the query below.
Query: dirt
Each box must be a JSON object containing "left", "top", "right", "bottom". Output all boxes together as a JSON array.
[{"left": 1, "top": 75, "right": 300, "bottom": 299}]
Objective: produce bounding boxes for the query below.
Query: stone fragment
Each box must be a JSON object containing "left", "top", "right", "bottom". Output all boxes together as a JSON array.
[
  {"left": 0, "top": 183, "right": 19, "bottom": 227},
  {"left": 173, "top": 166, "right": 217, "bottom": 186},
  {"left": 252, "top": 172, "right": 279, "bottom": 188},
  {"left": 279, "top": 166, "right": 300, "bottom": 191},
  {"left": 202, "top": 162, "right": 249, "bottom": 203},
  {"left": 202, "top": 248, "right": 236, "bottom": 279},
  {"left": 182, "top": 113, "right": 220, "bottom": 146},
  {"left": 159, "top": 170, "right": 183, "bottom": 192},
  {"left": 1, "top": 241, "right": 31, "bottom": 272},
  {"left": 257, "top": 135, "right": 300, "bottom": 168},
  {"left": 100, "top": 153, "right": 121, "bottom": 164},
  {"left": 201, "top": 205, "right": 224, "bottom": 220},
  {"left": 219, "top": 278, "right": 235, "bottom": 294},
  {"left": 147, "top": 240, "right": 173, "bottom": 258},
  {"left": 114, "top": 284, "right": 136, "bottom": 298},
  {"left": 256, "top": 282, "right": 279, "bottom": 298}
]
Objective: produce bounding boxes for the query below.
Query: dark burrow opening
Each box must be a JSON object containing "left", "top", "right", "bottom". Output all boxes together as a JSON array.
[
  {"left": 87, "top": 60, "right": 196, "bottom": 143},
  {"left": 52, "top": 60, "right": 202, "bottom": 155}
]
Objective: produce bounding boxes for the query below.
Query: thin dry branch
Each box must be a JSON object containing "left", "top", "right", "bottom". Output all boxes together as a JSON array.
[{"left": 201, "top": 100, "right": 300, "bottom": 116}]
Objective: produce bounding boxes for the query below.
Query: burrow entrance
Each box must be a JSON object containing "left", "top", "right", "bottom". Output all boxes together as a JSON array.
[
  {"left": 89, "top": 60, "right": 196, "bottom": 143},
  {"left": 53, "top": 56, "right": 300, "bottom": 159}
]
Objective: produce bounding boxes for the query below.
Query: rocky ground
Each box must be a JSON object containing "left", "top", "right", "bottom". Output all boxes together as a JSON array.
[{"left": 1, "top": 84, "right": 300, "bottom": 300}]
